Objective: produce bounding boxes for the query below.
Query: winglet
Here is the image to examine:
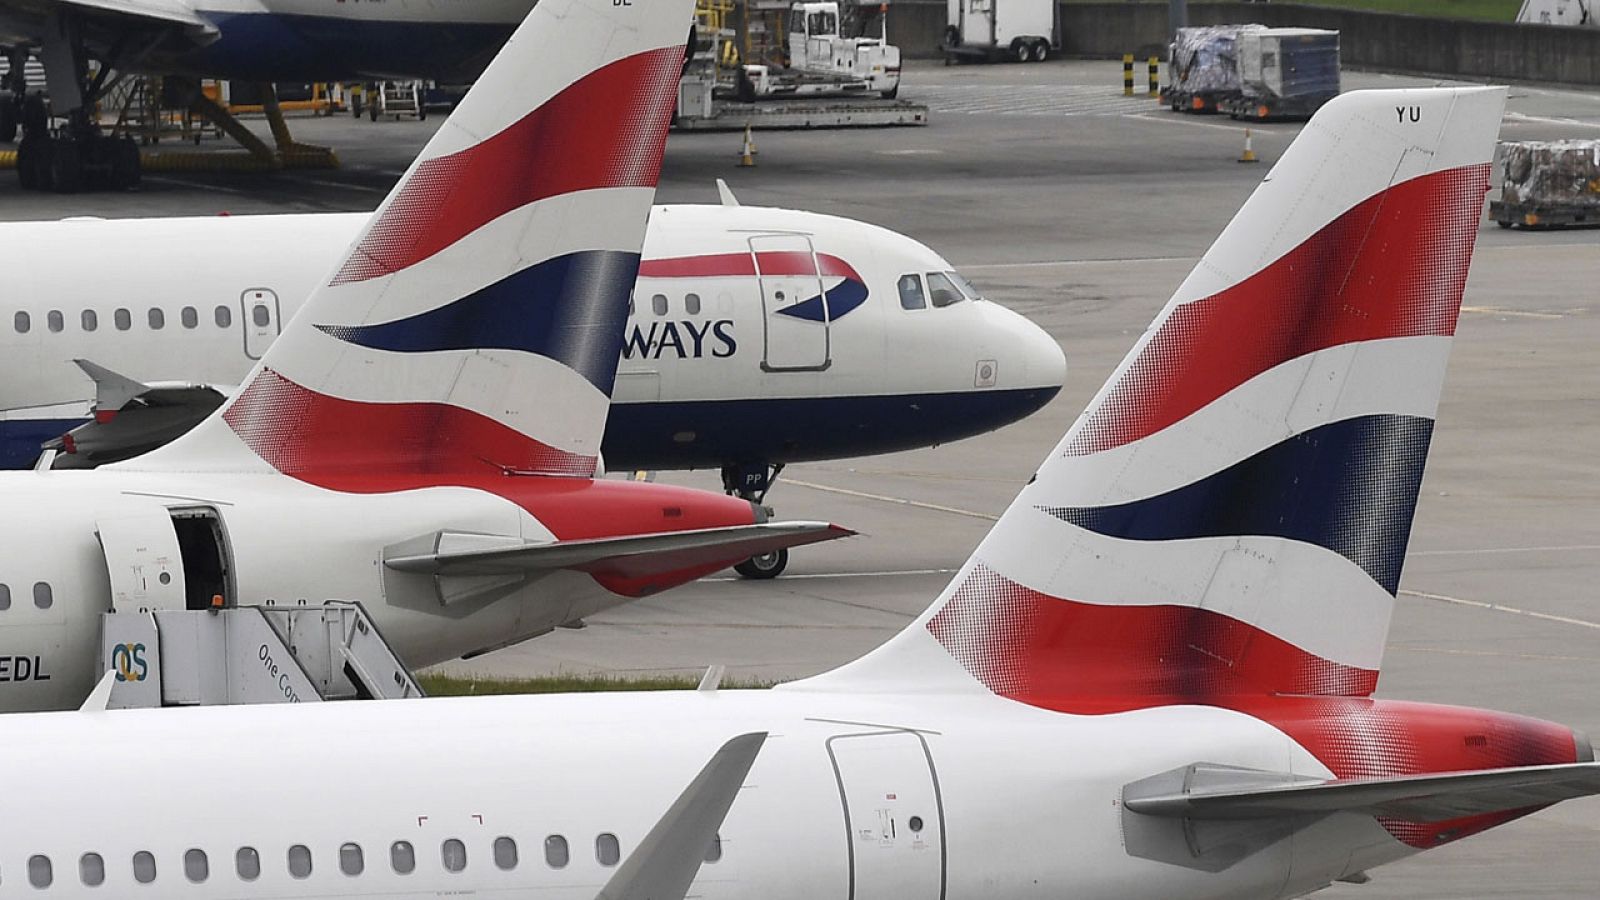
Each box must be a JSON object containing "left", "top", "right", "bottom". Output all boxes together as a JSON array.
[
  {"left": 73, "top": 359, "right": 149, "bottom": 414},
  {"left": 716, "top": 178, "right": 740, "bottom": 207},
  {"left": 78, "top": 669, "right": 117, "bottom": 712},
  {"left": 595, "top": 732, "right": 766, "bottom": 900}
]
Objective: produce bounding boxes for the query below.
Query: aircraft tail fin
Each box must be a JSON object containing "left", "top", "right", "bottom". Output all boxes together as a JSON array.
[
  {"left": 802, "top": 87, "right": 1506, "bottom": 708},
  {"left": 125, "top": 0, "right": 693, "bottom": 484}
]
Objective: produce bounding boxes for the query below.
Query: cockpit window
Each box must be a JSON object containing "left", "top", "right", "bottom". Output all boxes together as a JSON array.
[
  {"left": 926, "top": 272, "right": 964, "bottom": 308},
  {"left": 946, "top": 271, "right": 984, "bottom": 302},
  {"left": 897, "top": 274, "right": 926, "bottom": 310}
]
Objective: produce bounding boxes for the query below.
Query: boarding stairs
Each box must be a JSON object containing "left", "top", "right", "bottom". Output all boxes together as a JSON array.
[{"left": 99, "top": 600, "right": 424, "bottom": 709}]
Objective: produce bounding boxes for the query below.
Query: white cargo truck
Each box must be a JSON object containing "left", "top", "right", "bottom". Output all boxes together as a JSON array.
[
  {"left": 942, "top": 0, "right": 1060, "bottom": 63},
  {"left": 1516, "top": 0, "right": 1595, "bottom": 27},
  {"left": 739, "top": 1, "right": 902, "bottom": 100}
]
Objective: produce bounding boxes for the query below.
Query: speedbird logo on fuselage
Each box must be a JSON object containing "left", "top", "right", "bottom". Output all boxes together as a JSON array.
[{"left": 627, "top": 251, "right": 869, "bottom": 361}]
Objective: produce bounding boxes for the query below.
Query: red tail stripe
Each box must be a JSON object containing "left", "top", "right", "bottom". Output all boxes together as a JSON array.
[
  {"left": 637, "top": 251, "right": 862, "bottom": 281},
  {"left": 1068, "top": 163, "right": 1490, "bottom": 456},
  {"left": 926, "top": 565, "right": 1377, "bottom": 712},
  {"left": 223, "top": 369, "right": 596, "bottom": 481},
  {"left": 331, "top": 45, "right": 684, "bottom": 286}
]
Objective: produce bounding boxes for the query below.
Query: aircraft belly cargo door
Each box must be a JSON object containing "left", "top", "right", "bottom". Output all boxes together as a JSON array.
[
  {"left": 751, "top": 234, "right": 831, "bottom": 372},
  {"left": 827, "top": 731, "right": 946, "bottom": 900}
]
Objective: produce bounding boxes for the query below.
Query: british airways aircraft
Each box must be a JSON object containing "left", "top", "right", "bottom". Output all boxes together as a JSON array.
[
  {"left": 0, "top": 0, "right": 854, "bottom": 714},
  {"left": 0, "top": 204, "right": 1064, "bottom": 576},
  {"left": 2, "top": 45, "right": 1595, "bottom": 898}
]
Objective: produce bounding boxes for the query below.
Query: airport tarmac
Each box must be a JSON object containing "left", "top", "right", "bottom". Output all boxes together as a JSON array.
[{"left": 3, "top": 59, "right": 1596, "bottom": 896}]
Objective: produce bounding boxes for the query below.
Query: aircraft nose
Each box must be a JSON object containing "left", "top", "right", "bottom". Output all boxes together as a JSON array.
[{"left": 985, "top": 301, "right": 1066, "bottom": 393}]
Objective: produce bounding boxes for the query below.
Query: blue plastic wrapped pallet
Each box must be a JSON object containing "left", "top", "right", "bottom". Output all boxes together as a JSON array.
[{"left": 1237, "top": 28, "right": 1340, "bottom": 100}]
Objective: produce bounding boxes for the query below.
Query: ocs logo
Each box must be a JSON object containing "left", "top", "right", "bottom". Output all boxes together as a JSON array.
[{"left": 111, "top": 643, "right": 149, "bottom": 683}]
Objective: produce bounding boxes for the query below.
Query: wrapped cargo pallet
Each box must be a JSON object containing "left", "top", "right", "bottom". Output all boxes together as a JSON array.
[
  {"left": 1170, "top": 25, "right": 1264, "bottom": 96},
  {"left": 1501, "top": 140, "right": 1600, "bottom": 208},
  {"left": 1237, "top": 28, "right": 1340, "bottom": 100}
]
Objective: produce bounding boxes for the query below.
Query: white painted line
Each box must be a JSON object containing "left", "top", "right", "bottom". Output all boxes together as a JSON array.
[
  {"left": 1411, "top": 544, "right": 1600, "bottom": 557},
  {"left": 786, "top": 478, "right": 1000, "bottom": 521},
  {"left": 959, "top": 255, "right": 1194, "bottom": 271},
  {"left": 1400, "top": 589, "right": 1600, "bottom": 631},
  {"left": 706, "top": 568, "right": 956, "bottom": 583},
  {"left": 1503, "top": 111, "right": 1600, "bottom": 130},
  {"left": 1461, "top": 305, "right": 1566, "bottom": 320},
  {"left": 1121, "top": 111, "right": 1252, "bottom": 133}
]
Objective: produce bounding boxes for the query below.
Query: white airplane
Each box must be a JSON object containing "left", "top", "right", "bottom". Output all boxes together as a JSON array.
[
  {"left": 0, "top": 0, "right": 858, "bottom": 714},
  {"left": 5, "top": 63, "right": 1597, "bottom": 898},
  {"left": 0, "top": 204, "right": 1065, "bottom": 577}
]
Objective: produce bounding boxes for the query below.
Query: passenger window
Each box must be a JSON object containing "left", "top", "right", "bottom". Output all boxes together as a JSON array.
[
  {"left": 236, "top": 847, "right": 260, "bottom": 881},
  {"left": 47, "top": 310, "right": 62, "bottom": 332},
  {"left": 705, "top": 833, "right": 722, "bottom": 863},
  {"left": 685, "top": 293, "right": 702, "bottom": 315},
  {"left": 544, "top": 835, "right": 569, "bottom": 869},
  {"left": 33, "top": 582, "right": 51, "bottom": 609},
  {"left": 80, "top": 853, "right": 105, "bottom": 887},
  {"left": 390, "top": 841, "right": 415, "bottom": 875},
  {"left": 897, "top": 274, "right": 926, "bottom": 310},
  {"left": 442, "top": 838, "right": 467, "bottom": 873},
  {"left": 287, "top": 844, "right": 312, "bottom": 879},
  {"left": 651, "top": 294, "right": 668, "bottom": 316},
  {"left": 926, "top": 272, "right": 964, "bottom": 308},
  {"left": 114, "top": 307, "right": 132, "bottom": 330},
  {"left": 13, "top": 311, "right": 28, "bottom": 333},
  {"left": 149, "top": 308, "right": 165, "bottom": 330},
  {"left": 82, "top": 309, "right": 98, "bottom": 331},
  {"left": 339, "top": 843, "right": 363, "bottom": 876},
  {"left": 215, "top": 305, "right": 232, "bottom": 328},
  {"left": 27, "top": 854, "right": 50, "bottom": 888},
  {"left": 132, "top": 850, "right": 157, "bottom": 884},
  {"left": 0, "top": 583, "right": 9, "bottom": 610},
  {"left": 596, "top": 833, "right": 620, "bottom": 867},
  {"left": 181, "top": 306, "right": 198, "bottom": 329},
  {"left": 252, "top": 305, "right": 271, "bottom": 327},
  {"left": 493, "top": 836, "right": 518, "bottom": 870},
  {"left": 185, "top": 848, "right": 208, "bottom": 883}
]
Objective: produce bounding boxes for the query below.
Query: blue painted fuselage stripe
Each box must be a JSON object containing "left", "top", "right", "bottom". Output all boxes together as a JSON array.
[
  {"left": 0, "top": 418, "right": 84, "bottom": 469},
  {"left": 1039, "top": 414, "right": 1435, "bottom": 595},
  {"left": 317, "top": 250, "right": 640, "bottom": 396},
  {"left": 776, "top": 280, "right": 870, "bottom": 322}
]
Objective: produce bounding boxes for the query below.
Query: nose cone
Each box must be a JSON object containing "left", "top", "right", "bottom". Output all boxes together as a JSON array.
[{"left": 986, "top": 300, "right": 1066, "bottom": 396}]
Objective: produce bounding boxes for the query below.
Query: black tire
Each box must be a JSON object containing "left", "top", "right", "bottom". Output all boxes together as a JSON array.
[
  {"left": 49, "top": 139, "right": 81, "bottom": 194},
  {"left": 1495, "top": 220, "right": 1513, "bottom": 229},
  {"left": 369, "top": 101, "right": 379, "bottom": 122},
  {"left": 0, "top": 100, "right": 16, "bottom": 143},
  {"left": 734, "top": 547, "right": 788, "bottom": 580},
  {"left": 351, "top": 93, "right": 362, "bottom": 118},
  {"left": 112, "top": 137, "right": 141, "bottom": 190},
  {"left": 880, "top": 84, "right": 899, "bottom": 100},
  {"left": 1031, "top": 41, "right": 1049, "bottom": 63},
  {"left": 418, "top": 103, "right": 427, "bottom": 122},
  {"left": 1013, "top": 41, "right": 1029, "bottom": 63}
]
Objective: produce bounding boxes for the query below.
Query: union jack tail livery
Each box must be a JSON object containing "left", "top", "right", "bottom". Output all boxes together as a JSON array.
[{"left": 137, "top": 0, "right": 691, "bottom": 483}]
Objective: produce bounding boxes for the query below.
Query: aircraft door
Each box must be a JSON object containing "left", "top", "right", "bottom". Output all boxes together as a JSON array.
[
  {"left": 96, "top": 509, "right": 188, "bottom": 614},
  {"left": 750, "top": 234, "right": 830, "bottom": 372},
  {"left": 241, "top": 288, "right": 282, "bottom": 360},
  {"left": 827, "top": 731, "right": 945, "bottom": 900}
]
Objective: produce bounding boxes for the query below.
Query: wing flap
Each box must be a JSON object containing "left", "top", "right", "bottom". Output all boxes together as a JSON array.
[
  {"left": 1123, "top": 761, "right": 1600, "bottom": 822},
  {"left": 385, "top": 523, "right": 854, "bottom": 580}
]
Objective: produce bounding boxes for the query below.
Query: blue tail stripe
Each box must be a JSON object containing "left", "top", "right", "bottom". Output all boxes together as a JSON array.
[
  {"left": 317, "top": 250, "right": 640, "bottom": 395},
  {"left": 1039, "top": 414, "right": 1434, "bottom": 594},
  {"left": 775, "top": 279, "right": 869, "bottom": 322}
]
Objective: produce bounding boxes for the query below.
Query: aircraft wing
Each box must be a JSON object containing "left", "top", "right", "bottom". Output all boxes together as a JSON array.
[
  {"left": 0, "top": 0, "right": 216, "bottom": 36},
  {"left": 1123, "top": 761, "right": 1600, "bottom": 822},
  {"left": 385, "top": 522, "right": 855, "bottom": 581}
]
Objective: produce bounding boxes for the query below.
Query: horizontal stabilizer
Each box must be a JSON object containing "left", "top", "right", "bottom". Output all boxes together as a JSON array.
[
  {"left": 596, "top": 732, "right": 766, "bottom": 900},
  {"left": 1124, "top": 760, "right": 1600, "bottom": 822},
  {"left": 385, "top": 523, "right": 854, "bottom": 580}
]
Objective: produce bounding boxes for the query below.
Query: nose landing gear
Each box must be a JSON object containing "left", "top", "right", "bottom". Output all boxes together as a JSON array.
[{"left": 723, "top": 461, "right": 788, "bottom": 579}]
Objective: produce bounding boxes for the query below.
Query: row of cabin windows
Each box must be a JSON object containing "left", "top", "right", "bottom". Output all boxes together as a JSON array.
[
  {"left": 11, "top": 304, "right": 271, "bottom": 334},
  {"left": 897, "top": 271, "right": 981, "bottom": 311},
  {"left": 0, "top": 582, "right": 53, "bottom": 610},
  {"left": 14, "top": 834, "right": 723, "bottom": 888},
  {"left": 629, "top": 293, "right": 703, "bottom": 317}
]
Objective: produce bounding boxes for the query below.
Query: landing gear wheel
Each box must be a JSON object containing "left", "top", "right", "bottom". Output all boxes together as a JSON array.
[
  {"left": 49, "top": 139, "right": 82, "bottom": 194},
  {"left": 1031, "top": 41, "right": 1049, "bottom": 62},
  {"left": 111, "top": 136, "right": 141, "bottom": 190},
  {"left": 15, "top": 133, "right": 38, "bottom": 188},
  {"left": 735, "top": 547, "right": 788, "bottom": 580}
]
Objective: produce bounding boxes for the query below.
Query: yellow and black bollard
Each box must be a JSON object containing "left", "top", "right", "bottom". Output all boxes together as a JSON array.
[
  {"left": 1148, "top": 57, "right": 1160, "bottom": 98},
  {"left": 1123, "top": 54, "right": 1134, "bottom": 96}
]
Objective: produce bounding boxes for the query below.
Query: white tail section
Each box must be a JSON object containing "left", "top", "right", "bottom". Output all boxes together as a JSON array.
[
  {"left": 126, "top": 0, "right": 694, "bottom": 483},
  {"left": 799, "top": 88, "right": 1508, "bottom": 709}
]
